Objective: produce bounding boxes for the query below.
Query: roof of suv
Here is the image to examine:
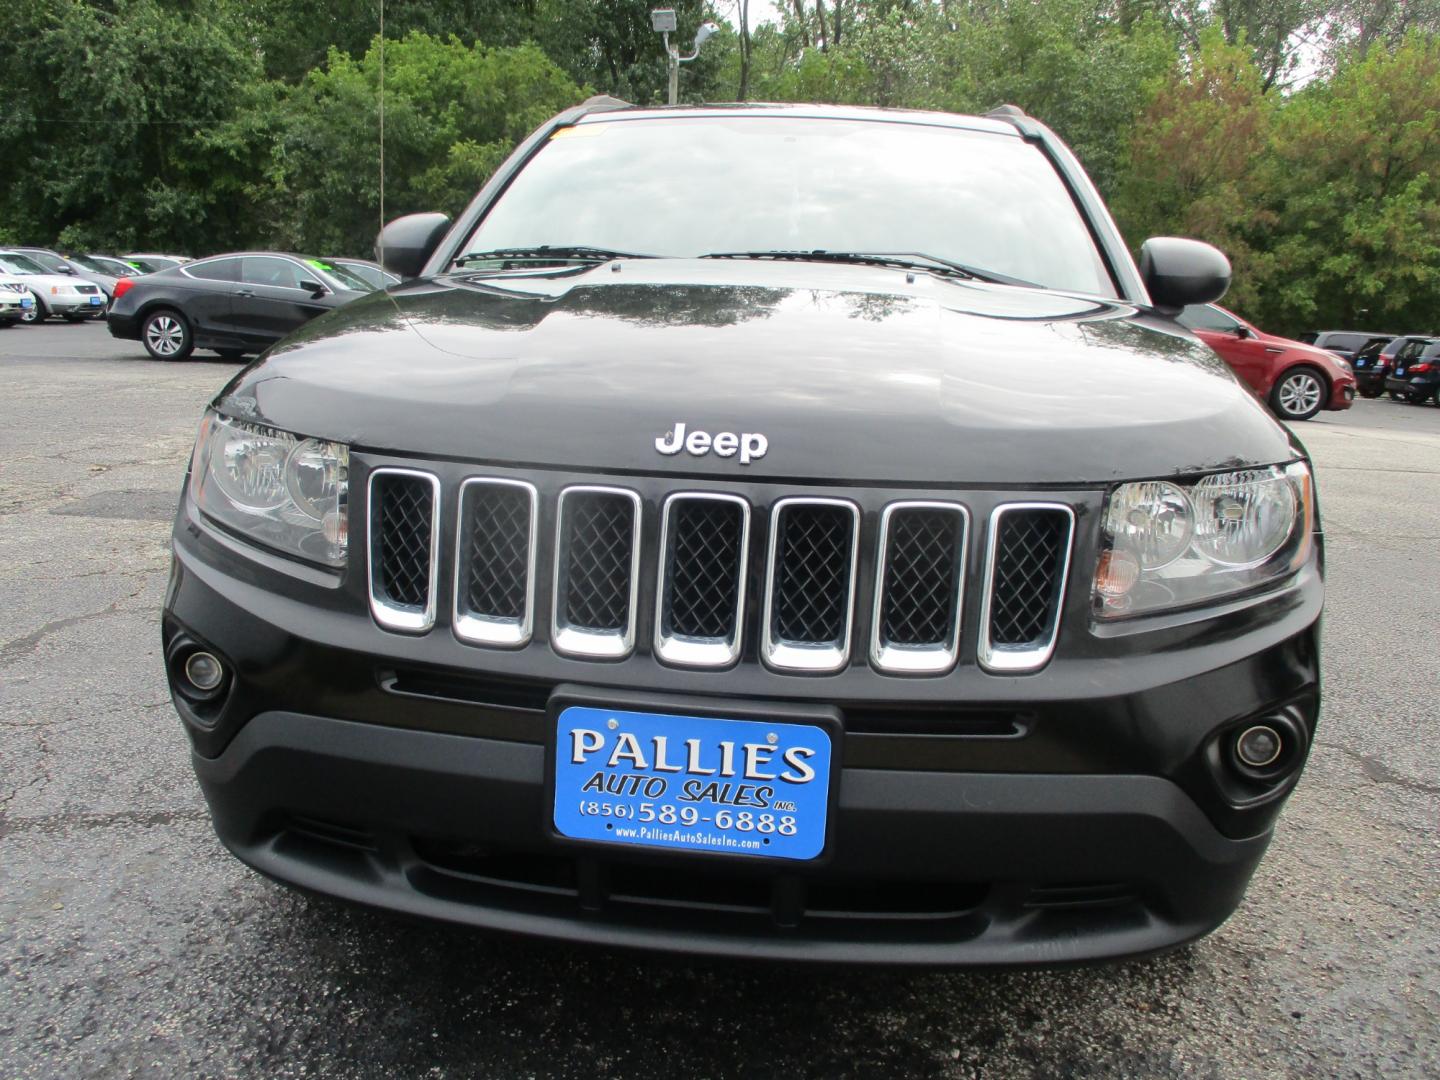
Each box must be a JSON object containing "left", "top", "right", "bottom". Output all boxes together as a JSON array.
[{"left": 571, "top": 100, "right": 1026, "bottom": 138}]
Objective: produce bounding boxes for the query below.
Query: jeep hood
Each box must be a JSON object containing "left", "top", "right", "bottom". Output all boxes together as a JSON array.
[{"left": 217, "top": 259, "right": 1299, "bottom": 485}]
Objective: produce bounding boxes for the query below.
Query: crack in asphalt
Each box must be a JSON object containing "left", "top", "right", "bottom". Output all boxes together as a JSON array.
[
  {"left": 0, "top": 605, "right": 133, "bottom": 667},
  {"left": 0, "top": 806, "right": 209, "bottom": 842},
  {"left": 1319, "top": 740, "right": 1440, "bottom": 799}
]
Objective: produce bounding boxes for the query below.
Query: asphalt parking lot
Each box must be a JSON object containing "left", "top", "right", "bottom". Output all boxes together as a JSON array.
[{"left": 1, "top": 321, "right": 1437, "bottom": 1079}]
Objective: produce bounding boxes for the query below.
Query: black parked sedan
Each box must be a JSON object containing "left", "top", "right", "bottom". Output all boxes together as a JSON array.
[{"left": 107, "top": 252, "right": 372, "bottom": 360}]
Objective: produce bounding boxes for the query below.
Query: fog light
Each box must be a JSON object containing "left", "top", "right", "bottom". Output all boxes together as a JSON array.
[
  {"left": 184, "top": 651, "right": 225, "bottom": 691},
  {"left": 1236, "top": 724, "right": 1282, "bottom": 768}
]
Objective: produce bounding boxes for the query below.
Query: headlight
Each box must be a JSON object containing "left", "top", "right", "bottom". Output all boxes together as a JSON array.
[
  {"left": 1093, "top": 462, "right": 1313, "bottom": 619},
  {"left": 189, "top": 411, "right": 348, "bottom": 567}
]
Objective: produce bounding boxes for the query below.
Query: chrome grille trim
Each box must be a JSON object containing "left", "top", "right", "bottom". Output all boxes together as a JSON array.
[
  {"left": 367, "top": 467, "right": 442, "bottom": 634},
  {"left": 761, "top": 497, "right": 861, "bottom": 674},
  {"left": 551, "top": 485, "right": 642, "bottom": 660},
  {"left": 977, "top": 502, "right": 1074, "bottom": 674},
  {"left": 653, "top": 492, "right": 751, "bottom": 669},
  {"left": 869, "top": 501, "right": 969, "bottom": 676},
  {"left": 453, "top": 477, "right": 539, "bottom": 648}
]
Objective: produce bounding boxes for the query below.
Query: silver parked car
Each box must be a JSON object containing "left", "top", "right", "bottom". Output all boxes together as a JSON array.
[
  {"left": 12, "top": 246, "right": 121, "bottom": 299},
  {"left": 0, "top": 251, "right": 108, "bottom": 322}
]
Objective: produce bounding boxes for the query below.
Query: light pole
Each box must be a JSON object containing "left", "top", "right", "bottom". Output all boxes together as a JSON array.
[{"left": 652, "top": 9, "right": 720, "bottom": 105}]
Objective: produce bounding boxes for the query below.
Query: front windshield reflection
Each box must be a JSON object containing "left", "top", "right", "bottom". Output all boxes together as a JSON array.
[{"left": 464, "top": 117, "right": 1116, "bottom": 298}]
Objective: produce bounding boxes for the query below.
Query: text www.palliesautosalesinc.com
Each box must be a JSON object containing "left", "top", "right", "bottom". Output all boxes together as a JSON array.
[{"left": 612, "top": 825, "right": 764, "bottom": 851}]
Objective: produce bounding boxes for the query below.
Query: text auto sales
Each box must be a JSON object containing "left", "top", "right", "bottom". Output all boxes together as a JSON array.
[{"left": 569, "top": 727, "right": 818, "bottom": 809}]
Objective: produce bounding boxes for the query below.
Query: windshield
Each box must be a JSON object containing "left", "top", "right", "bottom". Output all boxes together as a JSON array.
[
  {"left": 88, "top": 256, "right": 135, "bottom": 276},
  {"left": 331, "top": 261, "right": 393, "bottom": 289},
  {"left": 127, "top": 256, "right": 178, "bottom": 273},
  {"left": 304, "top": 258, "right": 374, "bottom": 292},
  {"left": 461, "top": 116, "right": 1115, "bottom": 297},
  {"left": 24, "top": 250, "right": 68, "bottom": 273},
  {"left": 0, "top": 253, "right": 47, "bottom": 275}
]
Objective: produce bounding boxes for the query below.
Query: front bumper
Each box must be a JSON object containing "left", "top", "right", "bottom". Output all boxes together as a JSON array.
[
  {"left": 193, "top": 710, "right": 1276, "bottom": 966},
  {"left": 46, "top": 294, "right": 104, "bottom": 315},
  {"left": 165, "top": 493, "right": 1323, "bottom": 966}
]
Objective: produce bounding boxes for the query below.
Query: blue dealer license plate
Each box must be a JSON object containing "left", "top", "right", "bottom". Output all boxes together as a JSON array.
[
  {"left": 552, "top": 705, "right": 832, "bottom": 861},
  {"left": 89, "top": 295, "right": 103, "bottom": 305}
]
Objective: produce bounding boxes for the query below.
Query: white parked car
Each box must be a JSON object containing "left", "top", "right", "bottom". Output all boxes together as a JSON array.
[
  {"left": 0, "top": 273, "right": 36, "bottom": 325},
  {"left": 0, "top": 251, "right": 108, "bottom": 322}
]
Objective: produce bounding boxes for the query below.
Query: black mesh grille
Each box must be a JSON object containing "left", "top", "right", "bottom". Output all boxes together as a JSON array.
[
  {"left": 880, "top": 508, "right": 964, "bottom": 646},
  {"left": 561, "top": 492, "right": 635, "bottom": 631},
  {"left": 989, "top": 509, "right": 1069, "bottom": 646},
  {"left": 375, "top": 474, "right": 433, "bottom": 609},
  {"left": 663, "top": 499, "right": 744, "bottom": 639},
  {"left": 462, "top": 484, "right": 532, "bottom": 620},
  {"left": 771, "top": 503, "right": 854, "bottom": 643}
]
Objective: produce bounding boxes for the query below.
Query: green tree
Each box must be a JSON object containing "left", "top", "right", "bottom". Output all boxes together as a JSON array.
[
  {"left": 1111, "top": 28, "right": 1275, "bottom": 316},
  {"left": 0, "top": 0, "right": 262, "bottom": 251},
  {"left": 1258, "top": 33, "right": 1440, "bottom": 330},
  {"left": 214, "top": 32, "right": 583, "bottom": 256}
]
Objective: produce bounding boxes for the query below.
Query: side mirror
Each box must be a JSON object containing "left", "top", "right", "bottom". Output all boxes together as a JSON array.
[
  {"left": 1233, "top": 325, "right": 1251, "bottom": 339},
  {"left": 1139, "top": 237, "right": 1231, "bottom": 312},
  {"left": 375, "top": 212, "right": 452, "bottom": 279},
  {"left": 59, "top": 264, "right": 75, "bottom": 274},
  {"left": 298, "top": 279, "right": 327, "bottom": 297}
]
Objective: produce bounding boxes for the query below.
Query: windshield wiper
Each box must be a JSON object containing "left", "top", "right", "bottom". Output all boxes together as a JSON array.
[
  {"left": 699, "top": 249, "right": 1035, "bottom": 287},
  {"left": 454, "top": 245, "right": 657, "bottom": 268}
]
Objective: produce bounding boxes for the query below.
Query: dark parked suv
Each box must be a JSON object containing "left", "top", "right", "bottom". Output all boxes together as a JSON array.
[
  {"left": 164, "top": 101, "right": 1323, "bottom": 966},
  {"left": 1354, "top": 335, "right": 1432, "bottom": 397},
  {"left": 1297, "top": 330, "right": 1395, "bottom": 363},
  {"left": 1384, "top": 339, "right": 1440, "bottom": 403}
]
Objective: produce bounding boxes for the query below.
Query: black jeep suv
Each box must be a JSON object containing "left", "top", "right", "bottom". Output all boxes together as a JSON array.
[{"left": 164, "top": 101, "right": 1322, "bottom": 966}]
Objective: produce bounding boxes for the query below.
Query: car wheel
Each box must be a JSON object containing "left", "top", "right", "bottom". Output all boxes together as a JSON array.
[
  {"left": 1406, "top": 390, "right": 1430, "bottom": 404},
  {"left": 142, "top": 309, "right": 194, "bottom": 361},
  {"left": 19, "top": 299, "right": 45, "bottom": 324},
  {"left": 215, "top": 349, "right": 248, "bottom": 361},
  {"left": 1270, "top": 366, "right": 1327, "bottom": 421}
]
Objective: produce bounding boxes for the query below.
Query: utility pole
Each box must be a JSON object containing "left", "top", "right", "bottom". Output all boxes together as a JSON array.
[{"left": 652, "top": 9, "right": 719, "bottom": 105}]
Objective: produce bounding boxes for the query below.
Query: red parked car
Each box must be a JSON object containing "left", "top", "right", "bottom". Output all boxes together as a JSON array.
[{"left": 1179, "top": 304, "right": 1357, "bottom": 421}]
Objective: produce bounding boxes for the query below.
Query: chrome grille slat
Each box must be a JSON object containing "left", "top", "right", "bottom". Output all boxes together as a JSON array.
[
  {"left": 367, "top": 468, "right": 441, "bottom": 633},
  {"left": 359, "top": 468, "right": 1080, "bottom": 675},
  {"left": 761, "top": 498, "right": 860, "bottom": 673},
  {"left": 551, "top": 486, "right": 641, "bottom": 659},
  {"left": 654, "top": 493, "right": 749, "bottom": 668},
  {"left": 977, "top": 503, "right": 1074, "bottom": 674},
  {"left": 870, "top": 502, "right": 968, "bottom": 675},
  {"left": 454, "top": 478, "right": 537, "bottom": 647}
]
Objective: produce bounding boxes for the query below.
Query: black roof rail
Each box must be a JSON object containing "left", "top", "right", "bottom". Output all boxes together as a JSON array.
[{"left": 984, "top": 102, "right": 1043, "bottom": 142}]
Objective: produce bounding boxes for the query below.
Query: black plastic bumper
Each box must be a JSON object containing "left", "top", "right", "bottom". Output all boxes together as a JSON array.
[
  {"left": 165, "top": 496, "right": 1322, "bottom": 965},
  {"left": 106, "top": 311, "right": 139, "bottom": 339},
  {"left": 193, "top": 710, "right": 1274, "bottom": 966}
]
